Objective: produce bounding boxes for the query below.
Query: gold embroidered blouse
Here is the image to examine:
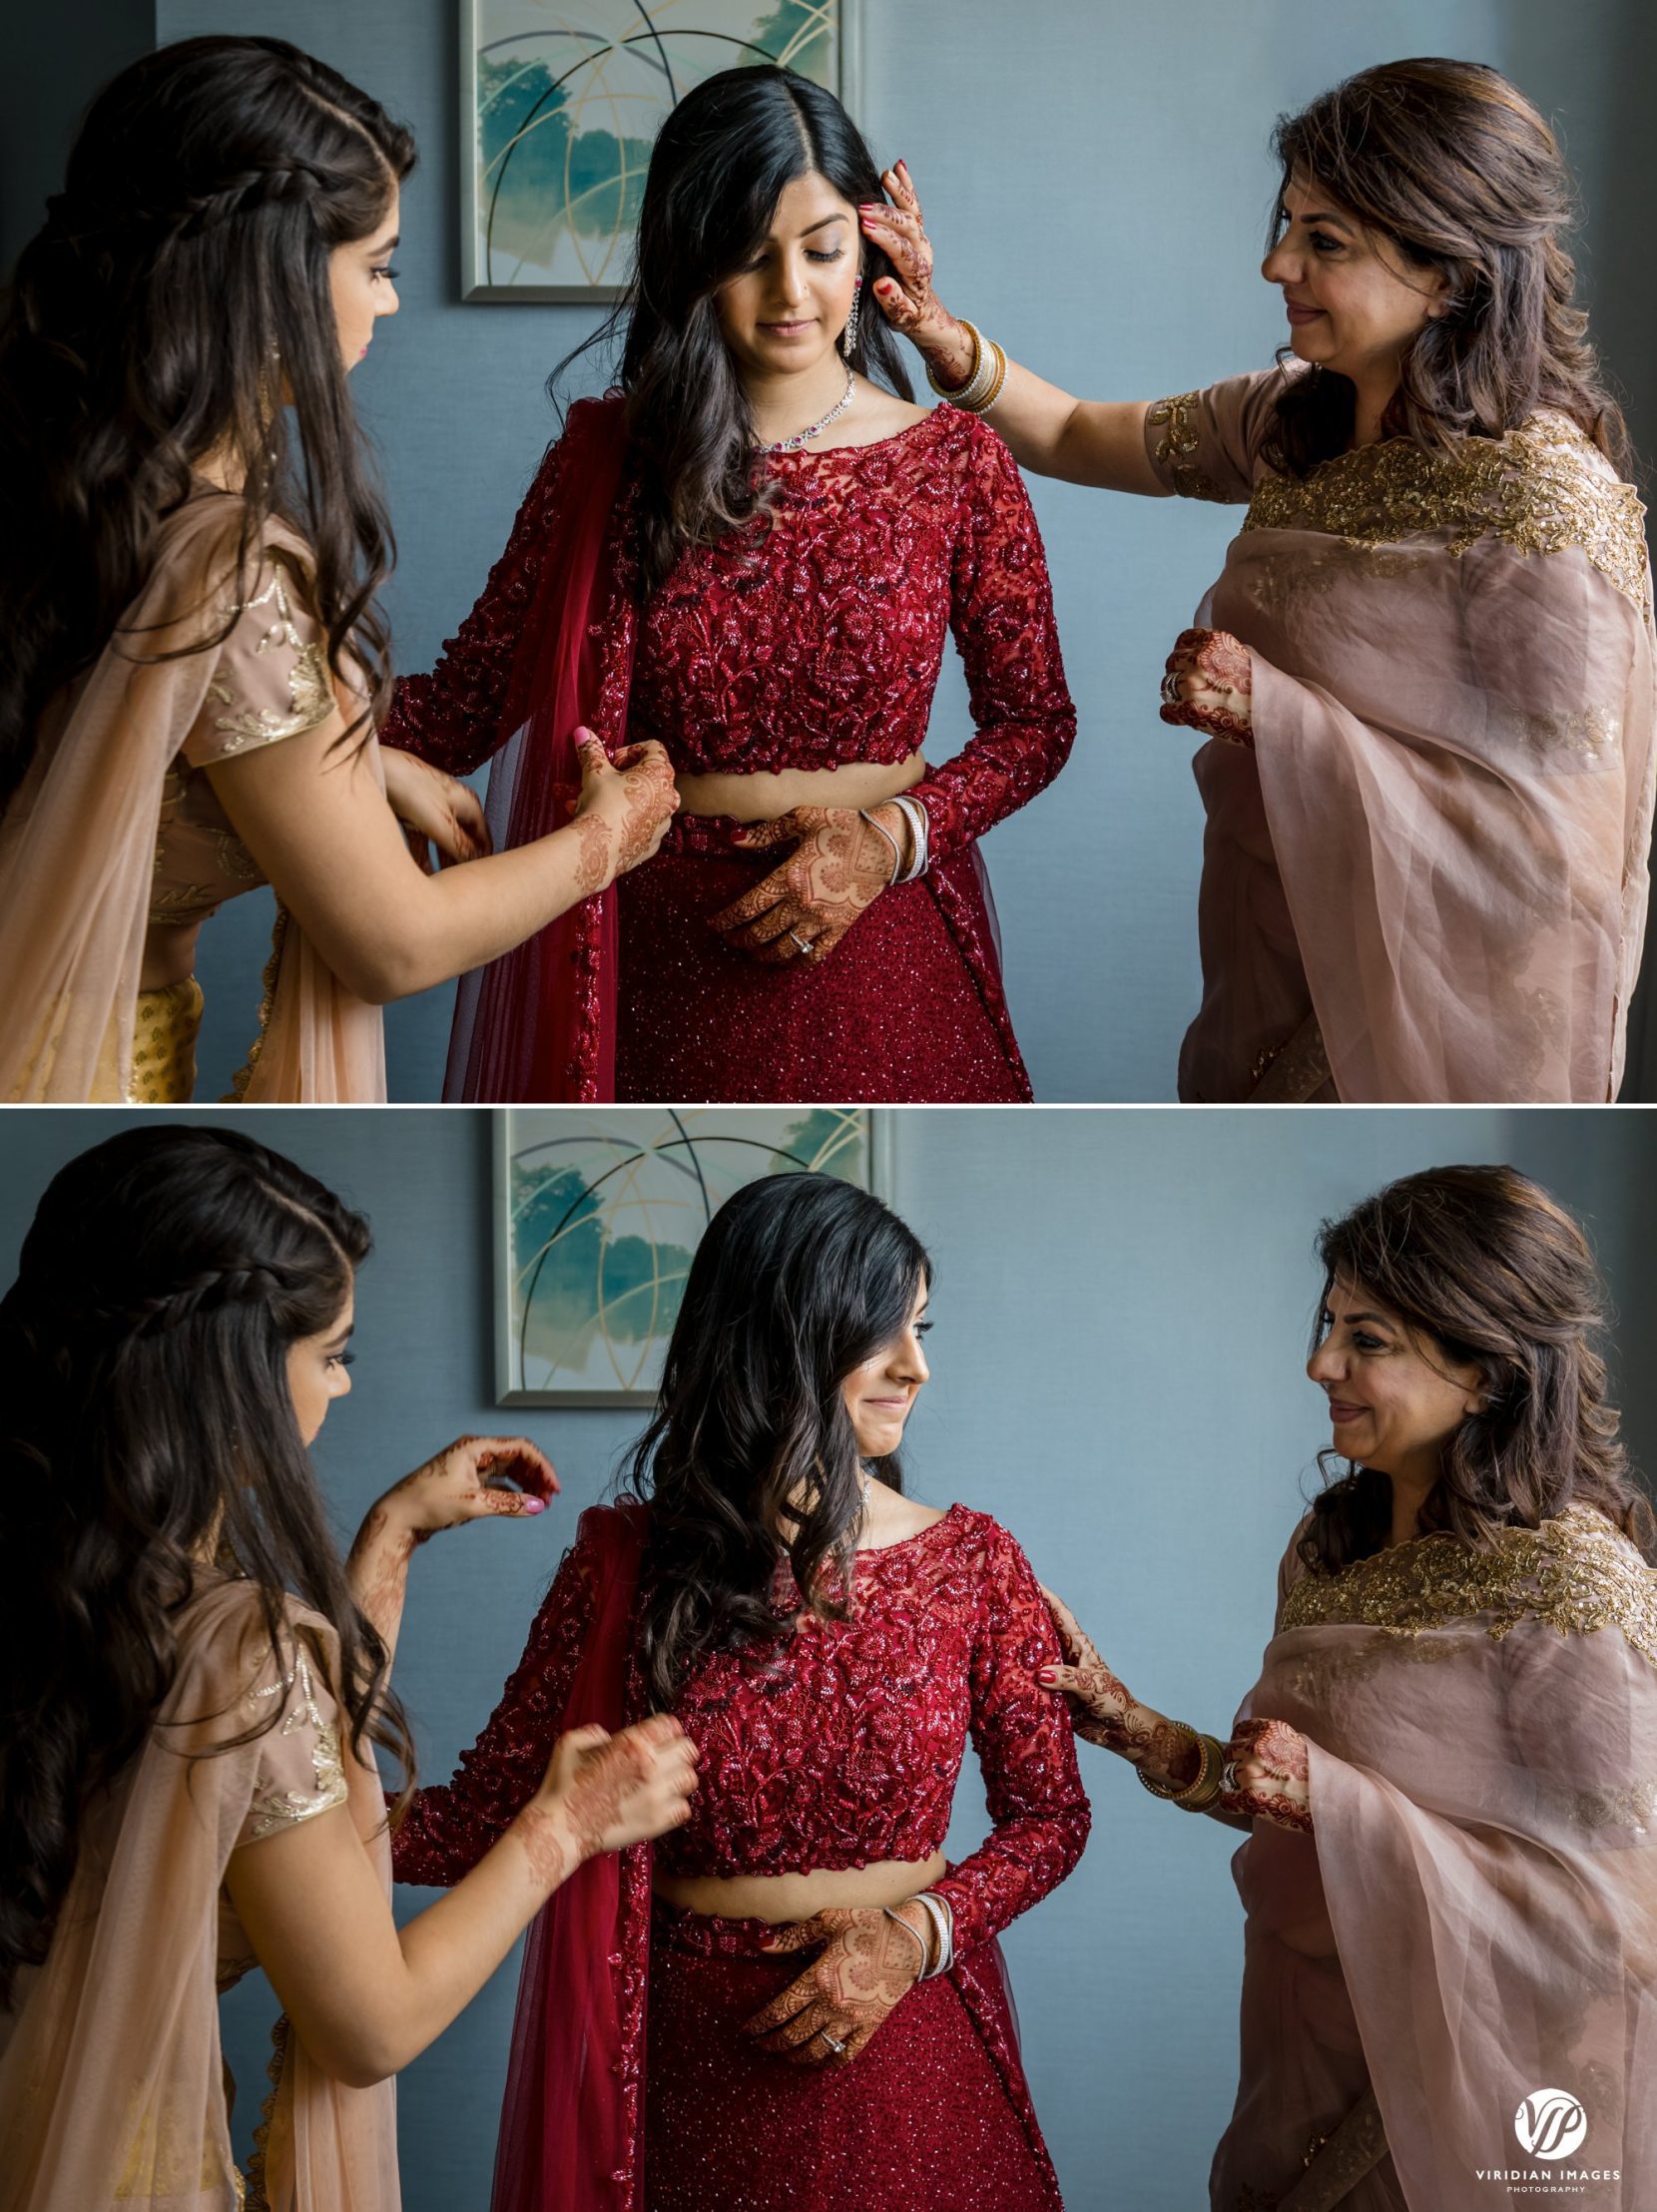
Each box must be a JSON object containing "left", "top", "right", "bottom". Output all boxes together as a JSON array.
[
  {"left": 1278, "top": 1505, "right": 1657, "bottom": 1667},
  {"left": 1144, "top": 369, "right": 1651, "bottom": 614},
  {"left": 149, "top": 543, "right": 335, "bottom": 931}
]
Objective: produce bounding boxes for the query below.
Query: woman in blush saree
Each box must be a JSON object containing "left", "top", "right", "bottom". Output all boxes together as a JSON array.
[
  {"left": 382, "top": 66, "right": 1074, "bottom": 1105},
  {"left": 1042, "top": 1165, "right": 1657, "bottom": 2208},
  {"left": 867, "top": 59, "right": 1654, "bottom": 1102},
  {"left": 392, "top": 1173, "right": 1091, "bottom": 2210}
]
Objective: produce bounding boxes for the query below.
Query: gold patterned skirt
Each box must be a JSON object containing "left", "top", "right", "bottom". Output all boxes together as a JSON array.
[{"left": 130, "top": 977, "right": 205, "bottom": 1104}]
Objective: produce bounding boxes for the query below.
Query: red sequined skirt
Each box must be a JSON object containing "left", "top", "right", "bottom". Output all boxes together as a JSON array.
[
  {"left": 615, "top": 817, "right": 1031, "bottom": 1103},
  {"left": 643, "top": 1904, "right": 1063, "bottom": 2211}
]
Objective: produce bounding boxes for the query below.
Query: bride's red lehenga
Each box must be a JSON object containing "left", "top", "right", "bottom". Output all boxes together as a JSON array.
[
  {"left": 392, "top": 1501, "right": 1090, "bottom": 2211},
  {"left": 382, "top": 398, "right": 1075, "bottom": 1104}
]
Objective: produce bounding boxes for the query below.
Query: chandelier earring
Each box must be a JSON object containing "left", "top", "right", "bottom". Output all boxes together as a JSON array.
[{"left": 841, "top": 272, "right": 863, "bottom": 359}]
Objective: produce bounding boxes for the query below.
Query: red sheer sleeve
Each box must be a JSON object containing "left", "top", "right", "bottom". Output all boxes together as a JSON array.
[
  {"left": 908, "top": 424, "right": 1077, "bottom": 863},
  {"left": 930, "top": 1521, "right": 1091, "bottom": 1954},
  {"left": 378, "top": 427, "right": 578, "bottom": 779},
  {"left": 391, "top": 1525, "right": 599, "bottom": 1888}
]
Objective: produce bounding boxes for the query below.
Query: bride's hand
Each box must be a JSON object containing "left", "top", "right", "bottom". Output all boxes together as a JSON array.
[
  {"left": 710, "top": 805, "right": 901, "bottom": 964},
  {"left": 857, "top": 161, "right": 976, "bottom": 388},
  {"left": 379, "top": 746, "right": 491, "bottom": 868},
  {"left": 742, "top": 1904, "right": 929, "bottom": 2068}
]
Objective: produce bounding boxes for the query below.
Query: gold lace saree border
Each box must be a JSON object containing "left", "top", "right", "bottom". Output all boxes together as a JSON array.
[
  {"left": 1278, "top": 1506, "right": 1657, "bottom": 1666},
  {"left": 1242, "top": 412, "right": 1651, "bottom": 613}
]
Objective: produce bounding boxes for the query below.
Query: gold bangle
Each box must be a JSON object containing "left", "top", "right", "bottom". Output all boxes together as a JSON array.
[{"left": 1137, "top": 1727, "right": 1225, "bottom": 1812}]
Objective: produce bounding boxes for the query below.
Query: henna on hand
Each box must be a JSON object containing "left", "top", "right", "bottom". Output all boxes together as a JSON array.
[
  {"left": 566, "top": 735, "right": 679, "bottom": 897},
  {"left": 742, "top": 1905, "right": 923, "bottom": 2068},
  {"left": 710, "top": 806, "right": 894, "bottom": 963},
  {"left": 363, "top": 1434, "right": 558, "bottom": 1549},
  {"left": 858, "top": 161, "right": 973, "bottom": 381},
  {"left": 1036, "top": 1587, "right": 1199, "bottom": 1783},
  {"left": 1159, "top": 628, "right": 1254, "bottom": 747},
  {"left": 1219, "top": 1717, "right": 1314, "bottom": 1834},
  {"left": 608, "top": 742, "right": 680, "bottom": 872}
]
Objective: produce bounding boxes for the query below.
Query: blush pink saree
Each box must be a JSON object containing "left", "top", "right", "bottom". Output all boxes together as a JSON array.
[
  {"left": 1146, "top": 372, "right": 1655, "bottom": 1102},
  {"left": 1212, "top": 1507, "right": 1657, "bottom": 2210}
]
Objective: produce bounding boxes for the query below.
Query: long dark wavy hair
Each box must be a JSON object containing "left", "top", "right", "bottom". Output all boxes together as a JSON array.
[
  {"left": 625, "top": 1172, "right": 931, "bottom": 1706},
  {"left": 1265, "top": 58, "right": 1629, "bottom": 478},
  {"left": 0, "top": 36, "right": 416, "bottom": 809},
  {"left": 558, "top": 64, "right": 912, "bottom": 598},
  {"left": 1300, "top": 1164, "right": 1653, "bottom": 1576},
  {"left": 0, "top": 1124, "right": 416, "bottom": 2009}
]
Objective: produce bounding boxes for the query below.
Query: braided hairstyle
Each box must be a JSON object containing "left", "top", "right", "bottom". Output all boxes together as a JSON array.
[
  {"left": 0, "top": 1123, "right": 416, "bottom": 2007},
  {"left": 0, "top": 36, "right": 416, "bottom": 806},
  {"left": 1301, "top": 1164, "right": 1654, "bottom": 1574},
  {"left": 1265, "top": 59, "right": 1630, "bottom": 478}
]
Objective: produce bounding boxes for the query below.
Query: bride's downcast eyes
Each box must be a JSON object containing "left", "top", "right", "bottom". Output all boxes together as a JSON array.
[{"left": 371, "top": 265, "right": 399, "bottom": 281}]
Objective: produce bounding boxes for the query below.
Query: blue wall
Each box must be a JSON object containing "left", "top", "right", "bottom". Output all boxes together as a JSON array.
[
  {"left": 4, "top": 1102, "right": 1653, "bottom": 2207},
  {"left": 133, "top": 0, "right": 1657, "bottom": 1102}
]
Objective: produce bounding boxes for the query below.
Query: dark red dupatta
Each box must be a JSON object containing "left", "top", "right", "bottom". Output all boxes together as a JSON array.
[
  {"left": 444, "top": 395, "right": 637, "bottom": 1104},
  {"left": 491, "top": 1500, "right": 654, "bottom": 2212}
]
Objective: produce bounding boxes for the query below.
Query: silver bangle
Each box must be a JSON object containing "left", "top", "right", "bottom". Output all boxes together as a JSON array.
[
  {"left": 911, "top": 1889, "right": 954, "bottom": 1979},
  {"left": 887, "top": 792, "right": 929, "bottom": 881},
  {"left": 857, "top": 806, "right": 903, "bottom": 884},
  {"left": 881, "top": 1904, "right": 930, "bottom": 1975}
]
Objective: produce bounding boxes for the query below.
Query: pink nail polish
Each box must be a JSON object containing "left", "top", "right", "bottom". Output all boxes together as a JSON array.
[{"left": 522, "top": 1497, "right": 547, "bottom": 1515}]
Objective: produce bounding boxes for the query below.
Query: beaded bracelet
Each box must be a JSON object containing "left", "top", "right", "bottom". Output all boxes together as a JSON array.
[{"left": 925, "top": 318, "right": 1003, "bottom": 413}]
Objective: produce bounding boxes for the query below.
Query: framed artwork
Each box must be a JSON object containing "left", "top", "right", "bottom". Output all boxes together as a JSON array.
[
  {"left": 495, "top": 1107, "right": 888, "bottom": 1404},
  {"left": 461, "top": 1, "right": 862, "bottom": 302}
]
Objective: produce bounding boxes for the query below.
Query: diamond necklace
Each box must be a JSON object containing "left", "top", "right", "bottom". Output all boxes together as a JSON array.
[{"left": 754, "top": 363, "right": 855, "bottom": 455}]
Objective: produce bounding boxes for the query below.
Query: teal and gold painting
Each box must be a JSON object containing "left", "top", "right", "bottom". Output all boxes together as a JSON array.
[
  {"left": 496, "top": 1108, "right": 880, "bottom": 1400},
  {"left": 462, "top": 2, "right": 856, "bottom": 300}
]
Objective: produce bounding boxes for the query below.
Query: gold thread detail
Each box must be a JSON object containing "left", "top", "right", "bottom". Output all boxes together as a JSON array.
[
  {"left": 1146, "top": 391, "right": 1228, "bottom": 502},
  {"left": 1279, "top": 1505, "right": 1657, "bottom": 1666},
  {"left": 1243, "top": 412, "right": 1651, "bottom": 612}
]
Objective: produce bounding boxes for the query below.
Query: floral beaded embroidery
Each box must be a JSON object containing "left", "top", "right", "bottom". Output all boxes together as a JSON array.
[
  {"left": 205, "top": 560, "right": 333, "bottom": 753},
  {"left": 244, "top": 1645, "right": 347, "bottom": 1840},
  {"left": 1147, "top": 391, "right": 1228, "bottom": 501},
  {"left": 1278, "top": 1505, "right": 1657, "bottom": 1666},
  {"left": 1243, "top": 412, "right": 1651, "bottom": 613}
]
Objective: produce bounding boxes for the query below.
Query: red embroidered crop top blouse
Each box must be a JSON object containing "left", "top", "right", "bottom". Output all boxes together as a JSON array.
[
  {"left": 392, "top": 1503, "right": 1090, "bottom": 1955},
  {"left": 381, "top": 403, "right": 1076, "bottom": 864}
]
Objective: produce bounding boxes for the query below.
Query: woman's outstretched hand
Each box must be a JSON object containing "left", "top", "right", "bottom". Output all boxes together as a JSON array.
[
  {"left": 857, "top": 161, "right": 976, "bottom": 388},
  {"left": 380, "top": 746, "right": 491, "bottom": 869},
  {"left": 711, "top": 804, "right": 900, "bottom": 963},
  {"left": 1160, "top": 629, "right": 1254, "bottom": 746},
  {"left": 742, "top": 1904, "right": 930, "bottom": 2068},
  {"left": 1038, "top": 1587, "right": 1204, "bottom": 1790},
  {"left": 1218, "top": 1718, "right": 1313, "bottom": 1834},
  {"left": 346, "top": 1436, "right": 558, "bottom": 1646}
]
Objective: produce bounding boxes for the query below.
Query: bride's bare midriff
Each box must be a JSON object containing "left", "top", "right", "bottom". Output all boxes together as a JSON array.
[
  {"left": 653, "top": 1850, "right": 947, "bottom": 1926},
  {"left": 674, "top": 750, "right": 925, "bottom": 824}
]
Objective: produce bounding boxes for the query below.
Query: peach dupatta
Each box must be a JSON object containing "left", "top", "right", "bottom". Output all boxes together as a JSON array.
[
  {"left": 1152, "top": 380, "right": 1656, "bottom": 1103},
  {"left": 1212, "top": 1508, "right": 1657, "bottom": 2210},
  {"left": 0, "top": 499, "right": 385, "bottom": 1102},
  {"left": 0, "top": 1581, "right": 398, "bottom": 2212}
]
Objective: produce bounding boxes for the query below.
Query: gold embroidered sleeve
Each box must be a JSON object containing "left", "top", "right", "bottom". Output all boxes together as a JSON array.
[
  {"left": 182, "top": 549, "right": 336, "bottom": 767},
  {"left": 1144, "top": 370, "right": 1284, "bottom": 504},
  {"left": 236, "top": 1642, "right": 349, "bottom": 1846}
]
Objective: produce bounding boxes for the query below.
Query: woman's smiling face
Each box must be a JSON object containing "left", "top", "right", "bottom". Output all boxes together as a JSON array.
[
  {"left": 840, "top": 1278, "right": 931, "bottom": 1461},
  {"left": 1262, "top": 172, "right": 1447, "bottom": 390},
  {"left": 1308, "top": 1275, "right": 1483, "bottom": 1486},
  {"left": 714, "top": 170, "right": 860, "bottom": 383}
]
